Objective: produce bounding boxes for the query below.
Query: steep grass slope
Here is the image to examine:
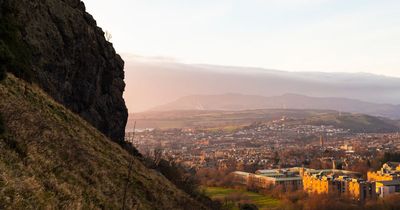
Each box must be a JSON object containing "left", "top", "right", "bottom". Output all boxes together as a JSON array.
[{"left": 0, "top": 74, "right": 207, "bottom": 209}]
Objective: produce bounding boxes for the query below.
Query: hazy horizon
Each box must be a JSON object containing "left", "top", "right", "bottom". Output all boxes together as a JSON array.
[
  {"left": 85, "top": 0, "right": 400, "bottom": 77},
  {"left": 123, "top": 55, "right": 400, "bottom": 113}
]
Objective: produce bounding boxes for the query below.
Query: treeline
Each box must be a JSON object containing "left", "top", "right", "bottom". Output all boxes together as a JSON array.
[
  {"left": 277, "top": 191, "right": 400, "bottom": 210},
  {"left": 381, "top": 152, "right": 400, "bottom": 163},
  {"left": 196, "top": 168, "right": 236, "bottom": 187},
  {"left": 143, "top": 149, "right": 222, "bottom": 209}
]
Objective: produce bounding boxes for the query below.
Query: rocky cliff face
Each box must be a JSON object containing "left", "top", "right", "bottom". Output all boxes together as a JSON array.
[{"left": 0, "top": 0, "right": 127, "bottom": 143}]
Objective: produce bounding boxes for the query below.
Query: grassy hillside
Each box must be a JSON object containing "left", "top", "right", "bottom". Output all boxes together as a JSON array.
[
  {"left": 131, "top": 109, "right": 334, "bottom": 129},
  {"left": 306, "top": 113, "right": 400, "bottom": 133},
  {"left": 0, "top": 74, "right": 207, "bottom": 209},
  {"left": 151, "top": 93, "right": 400, "bottom": 120}
]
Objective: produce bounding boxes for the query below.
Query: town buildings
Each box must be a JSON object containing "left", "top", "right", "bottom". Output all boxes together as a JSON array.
[
  {"left": 233, "top": 167, "right": 376, "bottom": 201},
  {"left": 301, "top": 169, "right": 375, "bottom": 201},
  {"left": 367, "top": 162, "right": 400, "bottom": 197},
  {"left": 129, "top": 118, "right": 400, "bottom": 200},
  {"left": 367, "top": 162, "right": 400, "bottom": 181}
]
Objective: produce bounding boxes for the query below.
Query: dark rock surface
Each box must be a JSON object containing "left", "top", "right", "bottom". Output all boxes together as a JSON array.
[{"left": 0, "top": 0, "right": 128, "bottom": 143}]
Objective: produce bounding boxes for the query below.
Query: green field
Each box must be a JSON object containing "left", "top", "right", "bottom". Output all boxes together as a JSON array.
[
  {"left": 130, "top": 109, "right": 400, "bottom": 133},
  {"left": 131, "top": 109, "right": 334, "bottom": 130},
  {"left": 204, "top": 187, "right": 280, "bottom": 210}
]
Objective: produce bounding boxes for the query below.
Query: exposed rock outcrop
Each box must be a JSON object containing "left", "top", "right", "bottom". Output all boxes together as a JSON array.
[{"left": 0, "top": 0, "right": 127, "bottom": 143}]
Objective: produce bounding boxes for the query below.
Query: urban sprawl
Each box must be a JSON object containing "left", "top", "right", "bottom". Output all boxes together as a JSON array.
[{"left": 126, "top": 116, "right": 400, "bottom": 200}]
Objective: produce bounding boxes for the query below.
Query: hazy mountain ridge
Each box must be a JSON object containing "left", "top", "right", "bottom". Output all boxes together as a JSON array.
[
  {"left": 124, "top": 58, "right": 400, "bottom": 112},
  {"left": 151, "top": 93, "right": 400, "bottom": 119}
]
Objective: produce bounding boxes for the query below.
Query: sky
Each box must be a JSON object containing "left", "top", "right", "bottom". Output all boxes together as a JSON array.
[{"left": 84, "top": 0, "right": 400, "bottom": 77}]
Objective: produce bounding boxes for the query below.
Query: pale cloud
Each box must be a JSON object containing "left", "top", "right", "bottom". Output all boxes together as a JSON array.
[{"left": 121, "top": 53, "right": 179, "bottom": 63}]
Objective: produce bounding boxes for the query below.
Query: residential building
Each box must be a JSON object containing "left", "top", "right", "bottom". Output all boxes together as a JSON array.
[
  {"left": 367, "top": 162, "right": 400, "bottom": 181},
  {"left": 302, "top": 170, "right": 376, "bottom": 201}
]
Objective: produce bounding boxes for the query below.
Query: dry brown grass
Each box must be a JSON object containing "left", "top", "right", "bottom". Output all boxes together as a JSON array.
[{"left": 0, "top": 74, "right": 207, "bottom": 210}]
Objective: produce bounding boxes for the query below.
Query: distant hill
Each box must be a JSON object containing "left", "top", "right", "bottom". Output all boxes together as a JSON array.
[
  {"left": 151, "top": 93, "right": 400, "bottom": 119},
  {"left": 130, "top": 109, "right": 400, "bottom": 133},
  {"left": 305, "top": 113, "right": 400, "bottom": 133}
]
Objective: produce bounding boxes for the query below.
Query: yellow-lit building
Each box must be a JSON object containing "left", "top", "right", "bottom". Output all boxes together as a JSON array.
[
  {"left": 367, "top": 162, "right": 400, "bottom": 197},
  {"left": 233, "top": 167, "right": 376, "bottom": 200},
  {"left": 302, "top": 171, "right": 376, "bottom": 201},
  {"left": 367, "top": 171, "right": 399, "bottom": 181},
  {"left": 302, "top": 173, "right": 332, "bottom": 194},
  {"left": 367, "top": 162, "right": 400, "bottom": 181},
  {"left": 383, "top": 162, "right": 400, "bottom": 171},
  {"left": 345, "top": 178, "right": 376, "bottom": 200}
]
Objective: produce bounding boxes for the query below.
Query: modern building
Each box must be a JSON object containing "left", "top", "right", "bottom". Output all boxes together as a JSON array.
[
  {"left": 232, "top": 168, "right": 303, "bottom": 190},
  {"left": 375, "top": 180, "right": 400, "bottom": 198},
  {"left": 233, "top": 167, "right": 375, "bottom": 200},
  {"left": 367, "top": 162, "right": 400, "bottom": 197}
]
